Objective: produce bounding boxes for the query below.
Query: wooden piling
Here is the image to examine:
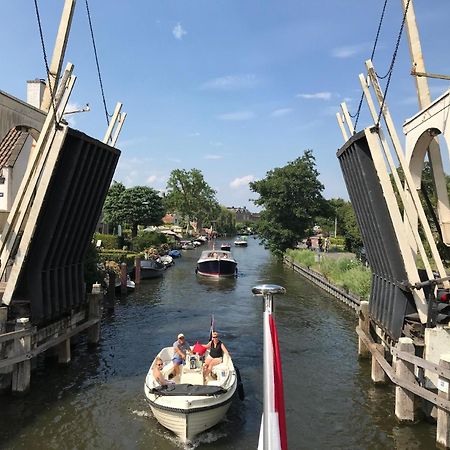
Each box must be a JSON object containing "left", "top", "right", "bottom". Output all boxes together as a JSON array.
[
  {"left": 358, "top": 301, "right": 370, "bottom": 358},
  {"left": 437, "top": 354, "right": 450, "bottom": 447},
  {"left": 371, "top": 343, "right": 387, "bottom": 384},
  {"left": 11, "top": 318, "right": 31, "bottom": 394},
  {"left": 134, "top": 256, "right": 141, "bottom": 285},
  {"left": 57, "top": 339, "right": 71, "bottom": 364},
  {"left": 120, "top": 262, "right": 127, "bottom": 295},
  {"left": 395, "top": 337, "right": 416, "bottom": 421},
  {"left": 87, "top": 288, "right": 101, "bottom": 345},
  {"left": 106, "top": 271, "right": 116, "bottom": 310}
]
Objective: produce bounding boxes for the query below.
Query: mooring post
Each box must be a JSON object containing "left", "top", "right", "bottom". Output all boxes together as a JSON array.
[
  {"left": 87, "top": 284, "right": 102, "bottom": 345},
  {"left": 358, "top": 301, "right": 370, "bottom": 358},
  {"left": 437, "top": 354, "right": 450, "bottom": 447},
  {"left": 120, "top": 262, "right": 127, "bottom": 295},
  {"left": 0, "top": 306, "right": 11, "bottom": 391},
  {"left": 395, "top": 337, "right": 416, "bottom": 421},
  {"left": 57, "top": 338, "right": 71, "bottom": 364},
  {"left": 371, "top": 343, "right": 387, "bottom": 384},
  {"left": 134, "top": 255, "right": 141, "bottom": 285},
  {"left": 11, "top": 318, "right": 31, "bottom": 394},
  {"left": 106, "top": 271, "right": 116, "bottom": 310}
]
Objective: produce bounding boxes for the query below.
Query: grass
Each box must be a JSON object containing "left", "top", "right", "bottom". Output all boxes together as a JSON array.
[{"left": 286, "top": 249, "right": 372, "bottom": 300}]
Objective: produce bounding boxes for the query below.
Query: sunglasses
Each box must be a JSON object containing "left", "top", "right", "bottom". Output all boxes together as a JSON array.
[
  {"left": 212, "top": 336, "right": 219, "bottom": 339},
  {"left": 157, "top": 363, "right": 163, "bottom": 367}
]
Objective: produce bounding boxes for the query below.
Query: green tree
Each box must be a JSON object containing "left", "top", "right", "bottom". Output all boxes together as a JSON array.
[
  {"left": 165, "top": 169, "right": 219, "bottom": 232},
  {"left": 215, "top": 206, "right": 236, "bottom": 235},
  {"left": 250, "top": 150, "right": 327, "bottom": 255},
  {"left": 103, "top": 180, "right": 126, "bottom": 226},
  {"left": 103, "top": 184, "right": 165, "bottom": 237}
]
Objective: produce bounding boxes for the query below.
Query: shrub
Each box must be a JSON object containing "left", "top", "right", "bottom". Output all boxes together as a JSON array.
[
  {"left": 286, "top": 249, "right": 316, "bottom": 267},
  {"left": 132, "top": 232, "right": 168, "bottom": 252},
  {"left": 98, "top": 249, "right": 137, "bottom": 266},
  {"left": 94, "top": 233, "right": 119, "bottom": 249}
]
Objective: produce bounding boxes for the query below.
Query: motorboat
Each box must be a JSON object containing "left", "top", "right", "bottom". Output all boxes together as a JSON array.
[
  {"left": 234, "top": 236, "right": 248, "bottom": 247},
  {"left": 159, "top": 255, "right": 174, "bottom": 268},
  {"left": 220, "top": 243, "right": 231, "bottom": 251},
  {"left": 168, "top": 249, "right": 182, "bottom": 258},
  {"left": 114, "top": 274, "right": 135, "bottom": 291},
  {"left": 144, "top": 346, "right": 237, "bottom": 442},
  {"left": 139, "top": 258, "right": 165, "bottom": 279},
  {"left": 196, "top": 250, "right": 237, "bottom": 277},
  {"left": 181, "top": 240, "right": 195, "bottom": 250}
]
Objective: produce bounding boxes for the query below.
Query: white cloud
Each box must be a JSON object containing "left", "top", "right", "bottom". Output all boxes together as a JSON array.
[
  {"left": 188, "top": 131, "right": 200, "bottom": 137},
  {"left": 200, "top": 74, "right": 258, "bottom": 90},
  {"left": 172, "top": 23, "right": 187, "bottom": 40},
  {"left": 296, "top": 92, "right": 332, "bottom": 100},
  {"left": 147, "top": 175, "right": 158, "bottom": 184},
  {"left": 204, "top": 154, "right": 223, "bottom": 160},
  {"left": 270, "top": 108, "right": 293, "bottom": 117},
  {"left": 332, "top": 44, "right": 365, "bottom": 59},
  {"left": 230, "top": 175, "right": 255, "bottom": 189},
  {"left": 217, "top": 111, "right": 255, "bottom": 121}
]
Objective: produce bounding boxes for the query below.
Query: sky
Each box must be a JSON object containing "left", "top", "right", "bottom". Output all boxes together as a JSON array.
[{"left": 1, "top": 1, "right": 450, "bottom": 211}]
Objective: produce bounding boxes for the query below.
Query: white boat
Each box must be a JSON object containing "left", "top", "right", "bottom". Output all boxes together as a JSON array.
[
  {"left": 234, "top": 236, "right": 248, "bottom": 247},
  {"left": 144, "top": 346, "right": 237, "bottom": 443},
  {"left": 114, "top": 274, "right": 135, "bottom": 291}
]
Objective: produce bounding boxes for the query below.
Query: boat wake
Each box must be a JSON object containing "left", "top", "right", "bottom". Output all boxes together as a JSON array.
[
  {"left": 186, "top": 429, "right": 229, "bottom": 449},
  {"left": 131, "top": 409, "right": 152, "bottom": 418}
]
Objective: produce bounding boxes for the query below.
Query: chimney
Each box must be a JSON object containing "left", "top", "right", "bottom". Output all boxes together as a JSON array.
[{"left": 27, "top": 79, "right": 46, "bottom": 109}]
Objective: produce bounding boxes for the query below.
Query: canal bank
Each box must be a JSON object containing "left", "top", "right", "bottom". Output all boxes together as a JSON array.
[{"left": 0, "top": 240, "right": 437, "bottom": 449}]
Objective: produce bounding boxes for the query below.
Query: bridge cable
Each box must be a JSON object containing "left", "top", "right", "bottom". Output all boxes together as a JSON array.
[
  {"left": 32, "top": 0, "right": 59, "bottom": 125},
  {"left": 85, "top": 0, "right": 111, "bottom": 125},
  {"left": 376, "top": 0, "right": 411, "bottom": 127},
  {"left": 351, "top": 0, "right": 389, "bottom": 130}
]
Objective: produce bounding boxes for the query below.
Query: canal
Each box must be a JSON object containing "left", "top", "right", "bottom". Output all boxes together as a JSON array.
[{"left": 0, "top": 239, "right": 438, "bottom": 449}]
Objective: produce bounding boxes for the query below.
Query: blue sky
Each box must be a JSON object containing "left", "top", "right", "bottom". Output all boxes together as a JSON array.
[{"left": 1, "top": 1, "right": 450, "bottom": 211}]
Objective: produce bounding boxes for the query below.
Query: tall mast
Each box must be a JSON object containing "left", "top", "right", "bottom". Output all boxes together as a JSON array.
[{"left": 40, "top": 0, "right": 77, "bottom": 112}]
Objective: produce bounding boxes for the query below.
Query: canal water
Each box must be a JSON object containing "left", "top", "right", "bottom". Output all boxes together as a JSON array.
[{"left": 0, "top": 239, "right": 438, "bottom": 449}]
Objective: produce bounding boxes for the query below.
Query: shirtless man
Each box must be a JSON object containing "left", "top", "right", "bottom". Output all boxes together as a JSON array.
[{"left": 152, "top": 357, "right": 174, "bottom": 386}]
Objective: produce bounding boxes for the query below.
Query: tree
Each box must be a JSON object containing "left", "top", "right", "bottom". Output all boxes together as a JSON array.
[
  {"left": 103, "top": 184, "right": 165, "bottom": 237},
  {"left": 250, "top": 150, "right": 327, "bottom": 255},
  {"left": 215, "top": 206, "right": 236, "bottom": 235},
  {"left": 165, "top": 169, "right": 219, "bottom": 232},
  {"left": 103, "top": 180, "right": 126, "bottom": 226}
]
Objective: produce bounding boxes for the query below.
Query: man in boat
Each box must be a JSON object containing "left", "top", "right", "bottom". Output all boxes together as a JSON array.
[
  {"left": 172, "top": 333, "right": 191, "bottom": 377},
  {"left": 152, "top": 357, "right": 175, "bottom": 386},
  {"left": 203, "top": 331, "right": 229, "bottom": 379}
]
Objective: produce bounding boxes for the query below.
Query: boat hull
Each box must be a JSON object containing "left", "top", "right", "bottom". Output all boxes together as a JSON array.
[
  {"left": 140, "top": 260, "right": 165, "bottom": 279},
  {"left": 196, "top": 259, "right": 237, "bottom": 277},
  {"left": 148, "top": 396, "right": 233, "bottom": 442}
]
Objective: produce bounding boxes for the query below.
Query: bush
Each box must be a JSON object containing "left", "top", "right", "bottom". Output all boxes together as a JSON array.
[
  {"left": 98, "top": 249, "right": 137, "bottom": 266},
  {"left": 94, "top": 233, "right": 119, "bottom": 249},
  {"left": 132, "top": 232, "right": 168, "bottom": 252}
]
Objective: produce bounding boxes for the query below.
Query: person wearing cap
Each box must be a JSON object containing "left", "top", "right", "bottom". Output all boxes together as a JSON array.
[
  {"left": 203, "top": 331, "right": 229, "bottom": 379},
  {"left": 172, "top": 333, "right": 191, "bottom": 377}
]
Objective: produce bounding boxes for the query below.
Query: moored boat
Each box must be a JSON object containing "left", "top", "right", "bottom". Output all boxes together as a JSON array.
[
  {"left": 114, "top": 274, "right": 135, "bottom": 291},
  {"left": 220, "top": 243, "right": 231, "bottom": 251},
  {"left": 196, "top": 250, "right": 237, "bottom": 277},
  {"left": 144, "top": 346, "right": 237, "bottom": 442},
  {"left": 168, "top": 249, "right": 182, "bottom": 258},
  {"left": 140, "top": 259, "right": 165, "bottom": 279}
]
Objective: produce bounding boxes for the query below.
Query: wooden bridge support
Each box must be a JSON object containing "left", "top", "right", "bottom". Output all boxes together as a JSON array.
[
  {"left": 437, "top": 355, "right": 450, "bottom": 448},
  {"left": 57, "top": 338, "right": 71, "bottom": 364},
  {"left": 358, "top": 301, "right": 370, "bottom": 358},
  {"left": 87, "top": 287, "right": 101, "bottom": 345},
  {"left": 0, "top": 306, "right": 11, "bottom": 390},
  {"left": 371, "top": 343, "right": 387, "bottom": 384},
  {"left": 395, "top": 337, "right": 416, "bottom": 422},
  {"left": 12, "top": 318, "right": 31, "bottom": 394}
]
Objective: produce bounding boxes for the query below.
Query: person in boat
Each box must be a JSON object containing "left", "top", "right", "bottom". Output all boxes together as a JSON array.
[
  {"left": 203, "top": 331, "right": 229, "bottom": 379},
  {"left": 172, "top": 333, "right": 191, "bottom": 377},
  {"left": 152, "top": 357, "right": 175, "bottom": 386}
]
